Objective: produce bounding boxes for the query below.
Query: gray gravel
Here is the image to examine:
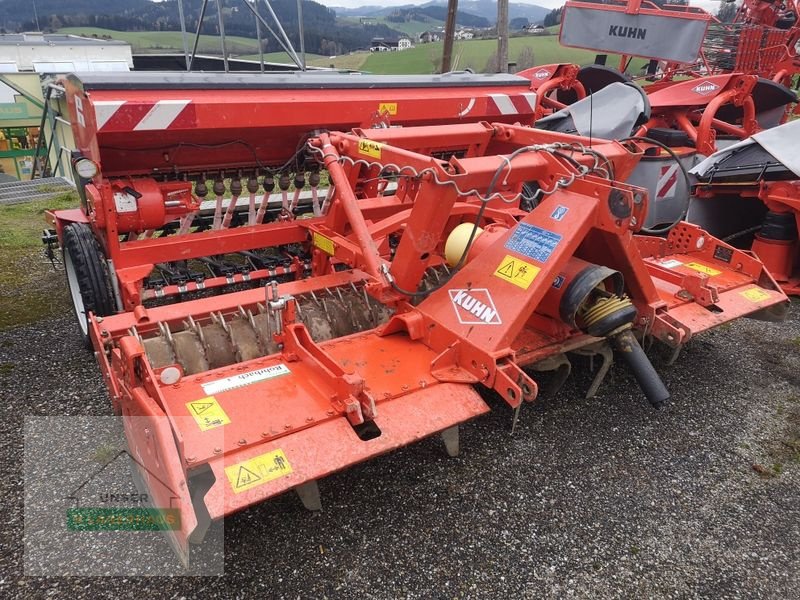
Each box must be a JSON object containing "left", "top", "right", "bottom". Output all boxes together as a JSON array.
[{"left": 1, "top": 307, "right": 799, "bottom": 598}]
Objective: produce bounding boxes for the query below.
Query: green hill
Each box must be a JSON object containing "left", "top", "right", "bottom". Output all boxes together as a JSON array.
[
  {"left": 57, "top": 27, "right": 621, "bottom": 75},
  {"left": 364, "top": 35, "right": 606, "bottom": 74},
  {"left": 58, "top": 27, "right": 261, "bottom": 56}
]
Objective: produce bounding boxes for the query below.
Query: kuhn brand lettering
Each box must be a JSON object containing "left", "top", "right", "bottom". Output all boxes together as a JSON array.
[
  {"left": 608, "top": 25, "right": 647, "bottom": 40},
  {"left": 691, "top": 81, "right": 720, "bottom": 95},
  {"left": 448, "top": 288, "right": 501, "bottom": 325}
]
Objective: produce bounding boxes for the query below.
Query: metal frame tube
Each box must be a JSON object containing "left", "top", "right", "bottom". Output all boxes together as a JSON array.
[{"left": 188, "top": 0, "right": 210, "bottom": 71}]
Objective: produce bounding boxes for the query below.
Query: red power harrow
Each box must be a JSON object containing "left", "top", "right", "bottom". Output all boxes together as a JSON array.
[{"left": 45, "top": 73, "right": 789, "bottom": 563}]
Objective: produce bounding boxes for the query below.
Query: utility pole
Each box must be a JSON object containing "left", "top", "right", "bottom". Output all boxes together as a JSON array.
[
  {"left": 441, "top": 0, "right": 458, "bottom": 73},
  {"left": 497, "top": 0, "right": 508, "bottom": 73}
]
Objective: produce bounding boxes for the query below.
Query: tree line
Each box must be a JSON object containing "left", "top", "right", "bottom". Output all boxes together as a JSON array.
[{"left": 0, "top": 0, "right": 406, "bottom": 55}]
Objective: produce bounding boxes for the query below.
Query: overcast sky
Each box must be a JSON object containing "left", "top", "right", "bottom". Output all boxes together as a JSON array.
[{"left": 316, "top": 0, "right": 721, "bottom": 13}]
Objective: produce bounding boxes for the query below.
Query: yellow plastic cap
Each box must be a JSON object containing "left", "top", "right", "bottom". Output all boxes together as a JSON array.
[{"left": 444, "top": 222, "right": 483, "bottom": 267}]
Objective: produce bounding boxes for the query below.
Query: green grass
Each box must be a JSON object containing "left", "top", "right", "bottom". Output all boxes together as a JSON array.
[
  {"left": 237, "top": 52, "right": 325, "bottom": 64},
  {"left": 58, "top": 27, "right": 262, "bottom": 56},
  {"left": 239, "top": 52, "right": 370, "bottom": 70},
  {"left": 363, "top": 35, "right": 607, "bottom": 74},
  {"left": 0, "top": 193, "right": 78, "bottom": 330},
  {"left": 307, "top": 53, "right": 370, "bottom": 70}
]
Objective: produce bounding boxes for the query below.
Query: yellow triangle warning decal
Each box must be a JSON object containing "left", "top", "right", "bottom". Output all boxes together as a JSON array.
[
  {"left": 225, "top": 449, "right": 293, "bottom": 493},
  {"left": 234, "top": 465, "right": 261, "bottom": 489},
  {"left": 185, "top": 396, "right": 231, "bottom": 431},
  {"left": 493, "top": 254, "right": 541, "bottom": 290},
  {"left": 497, "top": 260, "right": 515, "bottom": 278},
  {"left": 189, "top": 401, "right": 214, "bottom": 415}
]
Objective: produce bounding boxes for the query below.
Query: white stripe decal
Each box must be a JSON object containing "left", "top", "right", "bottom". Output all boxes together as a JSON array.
[
  {"left": 522, "top": 92, "right": 538, "bottom": 112},
  {"left": 489, "top": 93, "right": 516, "bottom": 115},
  {"left": 657, "top": 163, "right": 679, "bottom": 199},
  {"left": 93, "top": 100, "right": 125, "bottom": 130},
  {"left": 458, "top": 97, "right": 476, "bottom": 117},
  {"left": 134, "top": 99, "right": 190, "bottom": 131}
]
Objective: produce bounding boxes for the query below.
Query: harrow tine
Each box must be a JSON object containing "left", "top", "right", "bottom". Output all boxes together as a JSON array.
[
  {"left": 580, "top": 342, "right": 614, "bottom": 399},
  {"left": 440, "top": 425, "right": 460, "bottom": 457},
  {"left": 511, "top": 403, "right": 522, "bottom": 435},
  {"left": 295, "top": 480, "right": 322, "bottom": 511}
]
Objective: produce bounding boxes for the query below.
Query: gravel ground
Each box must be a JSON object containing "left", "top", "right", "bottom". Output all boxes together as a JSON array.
[{"left": 1, "top": 307, "right": 799, "bottom": 598}]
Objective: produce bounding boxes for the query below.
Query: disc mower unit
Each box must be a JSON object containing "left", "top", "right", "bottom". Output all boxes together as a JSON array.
[{"left": 690, "top": 119, "right": 800, "bottom": 295}]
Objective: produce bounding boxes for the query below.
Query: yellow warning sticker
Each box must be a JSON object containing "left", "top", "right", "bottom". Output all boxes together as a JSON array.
[
  {"left": 225, "top": 449, "right": 293, "bottom": 493},
  {"left": 312, "top": 231, "right": 335, "bottom": 255},
  {"left": 186, "top": 396, "right": 230, "bottom": 431},
  {"left": 740, "top": 287, "right": 771, "bottom": 302},
  {"left": 358, "top": 139, "right": 383, "bottom": 159},
  {"left": 685, "top": 262, "right": 721, "bottom": 277},
  {"left": 494, "top": 254, "right": 541, "bottom": 290},
  {"left": 378, "top": 102, "right": 398, "bottom": 115}
]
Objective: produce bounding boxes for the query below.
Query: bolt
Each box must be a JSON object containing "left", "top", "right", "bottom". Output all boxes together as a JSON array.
[
  {"left": 187, "top": 455, "right": 196, "bottom": 463},
  {"left": 261, "top": 432, "right": 269, "bottom": 438},
  {"left": 284, "top": 424, "right": 292, "bottom": 430},
  {"left": 238, "top": 438, "right": 246, "bottom": 446},
  {"left": 101, "top": 330, "right": 109, "bottom": 337},
  {"left": 96, "top": 316, "right": 104, "bottom": 323},
  {"left": 401, "top": 384, "right": 409, "bottom": 391},
  {"left": 306, "top": 416, "right": 314, "bottom": 422},
  {"left": 326, "top": 410, "right": 335, "bottom": 416},
  {"left": 214, "top": 447, "right": 222, "bottom": 454}
]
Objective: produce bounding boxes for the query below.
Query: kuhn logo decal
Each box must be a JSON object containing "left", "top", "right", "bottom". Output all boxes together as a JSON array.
[
  {"left": 691, "top": 81, "right": 719, "bottom": 95},
  {"left": 534, "top": 69, "right": 551, "bottom": 80},
  {"left": 449, "top": 288, "right": 501, "bottom": 325},
  {"left": 608, "top": 25, "right": 647, "bottom": 40}
]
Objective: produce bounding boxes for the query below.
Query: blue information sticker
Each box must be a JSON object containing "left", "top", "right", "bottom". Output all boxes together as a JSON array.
[
  {"left": 551, "top": 205, "right": 569, "bottom": 221},
  {"left": 505, "top": 223, "right": 562, "bottom": 263}
]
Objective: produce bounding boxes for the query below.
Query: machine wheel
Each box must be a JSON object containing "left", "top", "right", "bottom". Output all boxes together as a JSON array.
[{"left": 62, "top": 222, "right": 115, "bottom": 348}]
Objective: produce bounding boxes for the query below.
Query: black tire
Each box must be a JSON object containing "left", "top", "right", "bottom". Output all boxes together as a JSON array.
[{"left": 62, "top": 223, "right": 116, "bottom": 349}]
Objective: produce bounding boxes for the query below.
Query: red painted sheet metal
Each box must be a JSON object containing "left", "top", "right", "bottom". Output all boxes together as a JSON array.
[
  {"left": 79, "top": 86, "right": 539, "bottom": 175},
  {"left": 647, "top": 74, "right": 736, "bottom": 108},
  {"left": 200, "top": 381, "right": 489, "bottom": 520},
  {"left": 158, "top": 331, "right": 448, "bottom": 462}
]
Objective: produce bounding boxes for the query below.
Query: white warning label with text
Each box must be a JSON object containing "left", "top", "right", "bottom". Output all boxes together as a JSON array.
[{"left": 201, "top": 364, "right": 290, "bottom": 395}]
